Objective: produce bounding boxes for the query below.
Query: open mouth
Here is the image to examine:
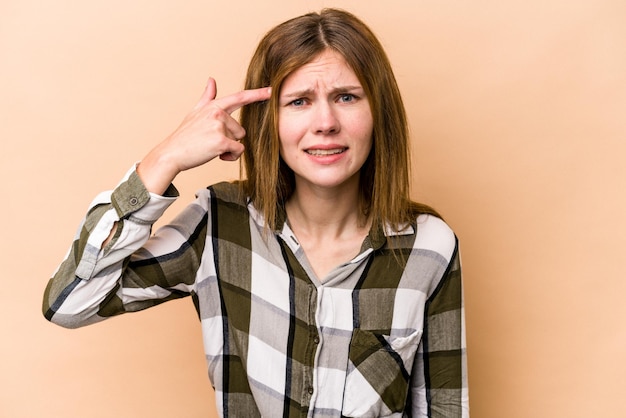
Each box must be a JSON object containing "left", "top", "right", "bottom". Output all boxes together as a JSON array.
[{"left": 305, "top": 148, "right": 347, "bottom": 156}]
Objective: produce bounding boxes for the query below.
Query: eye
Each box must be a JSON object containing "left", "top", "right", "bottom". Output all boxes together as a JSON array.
[
  {"left": 338, "top": 94, "right": 356, "bottom": 103},
  {"left": 289, "top": 98, "right": 306, "bottom": 107}
]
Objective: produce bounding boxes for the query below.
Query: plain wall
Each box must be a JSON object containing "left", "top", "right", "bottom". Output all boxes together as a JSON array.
[{"left": 1, "top": 0, "right": 625, "bottom": 417}]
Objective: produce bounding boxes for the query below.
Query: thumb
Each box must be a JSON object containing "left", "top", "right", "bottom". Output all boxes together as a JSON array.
[{"left": 193, "top": 77, "right": 217, "bottom": 110}]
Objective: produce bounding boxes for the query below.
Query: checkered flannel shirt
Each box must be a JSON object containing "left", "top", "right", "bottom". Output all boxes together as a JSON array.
[{"left": 43, "top": 167, "right": 469, "bottom": 417}]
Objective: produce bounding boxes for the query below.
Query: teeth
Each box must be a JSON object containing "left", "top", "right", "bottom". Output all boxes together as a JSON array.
[{"left": 306, "top": 148, "right": 345, "bottom": 156}]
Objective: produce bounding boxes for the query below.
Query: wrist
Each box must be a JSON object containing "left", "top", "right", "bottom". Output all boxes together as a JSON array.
[{"left": 137, "top": 148, "right": 179, "bottom": 195}]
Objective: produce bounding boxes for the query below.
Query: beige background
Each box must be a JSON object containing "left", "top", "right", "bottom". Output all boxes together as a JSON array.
[{"left": 2, "top": 0, "right": 625, "bottom": 417}]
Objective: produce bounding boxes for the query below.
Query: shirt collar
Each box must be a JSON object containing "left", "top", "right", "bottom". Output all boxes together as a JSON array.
[
  {"left": 368, "top": 221, "right": 415, "bottom": 250},
  {"left": 271, "top": 199, "right": 415, "bottom": 251}
]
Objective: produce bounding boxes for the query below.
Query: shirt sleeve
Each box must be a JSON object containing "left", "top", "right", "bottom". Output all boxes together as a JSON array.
[
  {"left": 42, "top": 166, "right": 208, "bottom": 329},
  {"left": 409, "top": 241, "right": 470, "bottom": 417}
]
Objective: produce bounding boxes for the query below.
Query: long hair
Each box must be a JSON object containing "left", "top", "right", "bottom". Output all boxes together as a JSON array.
[{"left": 239, "top": 8, "right": 438, "bottom": 231}]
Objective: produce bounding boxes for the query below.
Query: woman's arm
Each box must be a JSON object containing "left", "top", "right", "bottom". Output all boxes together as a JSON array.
[
  {"left": 42, "top": 79, "right": 271, "bottom": 328},
  {"left": 42, "top": 167, "right": 177, "bottom": 327}
]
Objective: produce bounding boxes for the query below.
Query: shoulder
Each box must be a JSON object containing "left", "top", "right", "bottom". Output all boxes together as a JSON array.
[
  {"left": 413, "top": 214, "right": 457, "bottom": 264},
  {"left": 187, "top": 182, "right": 250, "bottom": 225},
  {"left": 194, "top": 182, "right": 272, "bottom": 231},
  {"left": 196, "top": 181, "right": 248, "bottom": 206}
]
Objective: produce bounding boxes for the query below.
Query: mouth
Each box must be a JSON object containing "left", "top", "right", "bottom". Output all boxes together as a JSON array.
[{"left": 305, "top": 148, "right": 347, "bottom": 156}]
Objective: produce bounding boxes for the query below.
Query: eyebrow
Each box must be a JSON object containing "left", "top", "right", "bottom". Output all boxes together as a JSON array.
[{"left": 280, "top": 85, "right": 364, "bottom": 98}]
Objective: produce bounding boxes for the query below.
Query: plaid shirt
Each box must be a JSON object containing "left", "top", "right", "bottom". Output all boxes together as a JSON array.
[{"left": 43, "top": 167, "right": 469, "bottom": 417}]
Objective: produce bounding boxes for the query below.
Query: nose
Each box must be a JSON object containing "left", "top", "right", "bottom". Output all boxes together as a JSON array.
[{"left": 313, "top": 101, "right": 340, "bottom": 135}]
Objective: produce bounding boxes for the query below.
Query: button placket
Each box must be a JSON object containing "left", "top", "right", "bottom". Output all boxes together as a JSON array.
[{"left": 301, "top": 280, "right": 318, "bottom": 409}]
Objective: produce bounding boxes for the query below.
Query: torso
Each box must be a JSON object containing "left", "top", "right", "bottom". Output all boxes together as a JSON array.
[{"left": 195, "top": 182, "right": 460, "bottom": 417}]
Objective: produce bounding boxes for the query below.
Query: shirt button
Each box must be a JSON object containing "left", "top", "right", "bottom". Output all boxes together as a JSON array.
[
  {"left": 313, "top": 336, "right": 320, "bottom": 344},
  {"left": 129, "top": 197, "right": 139, "bottom": 206},
  {"left": 307, "top": 386, "right": 314, "bottom": 395}
]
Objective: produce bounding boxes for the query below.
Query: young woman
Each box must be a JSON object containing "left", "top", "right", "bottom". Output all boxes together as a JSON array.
[{"left": 43, "top": 8, "right": 469, "bottom": 417}]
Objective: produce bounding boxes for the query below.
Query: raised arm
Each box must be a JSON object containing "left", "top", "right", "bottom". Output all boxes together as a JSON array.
[
  {"left": 42, "top": 168, "right": 181, "bottom": 328},
  {"left": 43, "top": 79, "right": 271, "bottom": 328}
]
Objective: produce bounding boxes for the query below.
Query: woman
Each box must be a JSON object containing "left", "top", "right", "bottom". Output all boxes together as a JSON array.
[{"left": 43, "top": 8, "right": 468, "bottom": 417}]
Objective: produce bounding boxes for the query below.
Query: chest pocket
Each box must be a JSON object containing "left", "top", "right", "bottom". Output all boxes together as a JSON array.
[{"left": 341, "top": 329, "right": 422, "bottom": 417}]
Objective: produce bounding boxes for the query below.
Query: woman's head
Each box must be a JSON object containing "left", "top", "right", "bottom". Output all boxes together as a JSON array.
[{"left": 241, "top": 8, "right": 419, "bottom": 230}]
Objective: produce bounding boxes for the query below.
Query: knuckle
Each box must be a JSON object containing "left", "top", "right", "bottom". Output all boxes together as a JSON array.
[{"left": 206, "top": 106, "right": 226, "bottom": 120}]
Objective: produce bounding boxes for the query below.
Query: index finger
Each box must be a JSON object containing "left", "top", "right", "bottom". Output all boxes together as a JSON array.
[{"left": 216, "top": 86, "right": 272, "bottom": 114}]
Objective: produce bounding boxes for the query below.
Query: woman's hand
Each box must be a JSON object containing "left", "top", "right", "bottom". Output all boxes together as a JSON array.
[{"left": 138, "top": 78, "right": 271, "bottom": 194}]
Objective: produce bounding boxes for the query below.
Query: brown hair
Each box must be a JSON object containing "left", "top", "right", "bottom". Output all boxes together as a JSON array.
[{"left": 240, "top": 8, "right": 438, "bottom": 231}]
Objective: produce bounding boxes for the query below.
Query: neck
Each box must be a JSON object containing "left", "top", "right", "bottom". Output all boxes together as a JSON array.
[
  {"left": 284, "top": 177, "right": 373, "bottom": 280},
  {"left": 285, "top": 179, "right": 368, "bottom": 240}
]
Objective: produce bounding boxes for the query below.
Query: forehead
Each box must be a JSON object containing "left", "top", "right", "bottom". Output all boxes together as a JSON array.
[{"left": 280, "top": 49, "right": 361, "bottom": 91}]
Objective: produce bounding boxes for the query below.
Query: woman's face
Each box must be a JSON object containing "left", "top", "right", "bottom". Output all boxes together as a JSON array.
[{"left": 277, "top": 49, "right": 374, "bottom": 194}]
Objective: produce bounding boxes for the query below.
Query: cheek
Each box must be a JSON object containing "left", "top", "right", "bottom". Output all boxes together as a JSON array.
[
  {"left": 356, "top": 118, "right": 374, "bottom": 151},
  {"left": 277, "top": 114, "right": 305, "bottom": 148},
  {"left": 348, "top": 105, "right": 374, "bottom": 140}
]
